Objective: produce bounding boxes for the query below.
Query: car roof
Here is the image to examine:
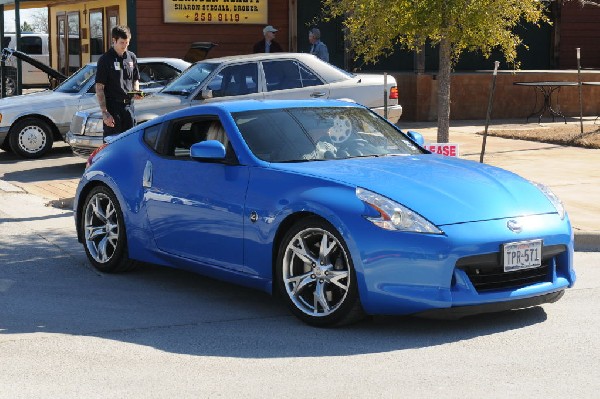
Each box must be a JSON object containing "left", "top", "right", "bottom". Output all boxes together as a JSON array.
[
  {"left": 198, "top": 53, "right": 353, "bottom": 82},
  {"left": 199, "top": 99, "right": 362, "bottom": 114},
  {"left": 85, "top": 57, "right": 190, "bottom": 68},
  {"left": 201, "top": 52, "right": 317, "bottom": 63}
]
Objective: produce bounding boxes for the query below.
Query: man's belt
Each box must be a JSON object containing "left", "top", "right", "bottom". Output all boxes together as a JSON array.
[{"left": 107, "top": 98, "right": 132, "bottom": 105}]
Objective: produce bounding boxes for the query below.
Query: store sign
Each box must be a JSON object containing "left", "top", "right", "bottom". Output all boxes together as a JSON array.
[
  {"left": 423, "top": 143, "right": 460, "bottom": 157},
  {"left": 164, "top": 0, "right": 268, "bottom": 24}
]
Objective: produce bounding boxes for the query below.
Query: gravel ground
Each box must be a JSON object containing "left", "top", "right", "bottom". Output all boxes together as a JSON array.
[{"left": 482, "top": 124, "right": 600, "bottom": 149}]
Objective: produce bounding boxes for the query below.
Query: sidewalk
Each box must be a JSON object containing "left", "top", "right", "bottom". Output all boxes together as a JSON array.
[
  {"left": 1, "top": 118, "right": 599, "bottom": 251},
  {"left": 401, "top": 117, "right": 600, "bottom": 251}
]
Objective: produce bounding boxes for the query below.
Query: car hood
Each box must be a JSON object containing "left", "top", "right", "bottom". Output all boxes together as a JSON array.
[
  {"left": 274, "top": 155, "right": 556, "bottom": 225},
  {"left": 0, "top": 89, "right": 67, "bottom": 108},
  {"left": 85, "top": 93, "right": 186, "bottom": 118}
]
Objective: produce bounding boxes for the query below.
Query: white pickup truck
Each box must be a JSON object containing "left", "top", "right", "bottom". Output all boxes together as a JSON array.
[{"left": 2, "top": 33, "right": 50, "bottom": 95}]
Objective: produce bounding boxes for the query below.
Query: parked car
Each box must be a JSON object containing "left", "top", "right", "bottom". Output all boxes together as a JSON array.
[
  {"left": 67, "top": 53, "right": 402, "bottom": 158},
  {"left": 0, "top": 57, "right": 190, "bottom": 158},
  {"left": 2, "top": 33, "right": 50, "bottom": 95},
  {"left": 74, "top": 99, "right": 575, "bottom": 327}
]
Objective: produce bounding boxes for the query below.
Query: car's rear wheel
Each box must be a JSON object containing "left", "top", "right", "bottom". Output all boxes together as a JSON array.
[
  {"left": 8, "top": 117, "right": 53, "bottom": 158},
  {"left": 81, "top": 185, "right": 136, "bottom": 273},
  {"left": 276, "top": 217, "right": 365, "bottom": 326}
]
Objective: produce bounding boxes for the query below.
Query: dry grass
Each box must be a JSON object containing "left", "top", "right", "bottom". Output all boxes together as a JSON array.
[{"left": 481, "top": 123, "right": 600, "bottom": 149}]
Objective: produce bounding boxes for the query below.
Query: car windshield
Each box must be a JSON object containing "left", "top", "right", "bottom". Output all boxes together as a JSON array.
[
  {"left": 161, "top": 62, "right": 218, "bottom": 95},
  {"left": 55, "top": 64, "right": 97, "bottom": 94},
  {"left": 233, "top": 107, "right": 424, "bottom": 162}
]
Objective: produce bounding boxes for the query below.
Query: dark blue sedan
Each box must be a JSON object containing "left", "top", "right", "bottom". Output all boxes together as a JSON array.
[{"left": 74, "top": 99, "right": 575, "bottom": 326}]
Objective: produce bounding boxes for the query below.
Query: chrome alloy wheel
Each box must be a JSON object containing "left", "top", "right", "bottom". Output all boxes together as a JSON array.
[
  {"left": 17, "top": 125, "right": 47, "bottom": 155},
  {"left": 84, "top": 192, "right": 120, "bottom": 264},
  {"left": 282, "top": 227, "right": 351, "bottom": 317}
]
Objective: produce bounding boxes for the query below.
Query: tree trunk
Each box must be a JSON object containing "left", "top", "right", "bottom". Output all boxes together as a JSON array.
[{"left": 437, "top": 37, "right": 452, "bottom": 143}]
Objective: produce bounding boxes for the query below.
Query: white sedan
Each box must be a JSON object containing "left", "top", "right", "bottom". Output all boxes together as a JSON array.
[
  {"left": 0, "top": 58, "right": 190, "bottom": 158},
  {"left": 67, "top": 53, "right": 402, "bottom": 158}
]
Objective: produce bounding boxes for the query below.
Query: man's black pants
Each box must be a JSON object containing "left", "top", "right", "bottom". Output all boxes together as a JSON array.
[{"left": 103, "top": 100, "right": 135, "bottom": 138}]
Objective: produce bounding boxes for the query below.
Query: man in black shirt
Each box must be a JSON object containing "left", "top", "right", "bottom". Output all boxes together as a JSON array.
[{"left": 95, "top": 25, "right": 141, "bottom": 138}]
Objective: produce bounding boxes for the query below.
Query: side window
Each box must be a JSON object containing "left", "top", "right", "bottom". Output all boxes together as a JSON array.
[
  {"left": 263, "top": 60, "right": 302, "bottom": 91},
  {"left": 143, "top": 124, "right": 162, "bottom": 150},
  {"left": 19, "top": 36, "right": 43, "bottom": 54},
  {"left": 207, "top": 63, "right": 258, "bottom": 97},
  {"left": 171, "top": 120, "right": 212, "bottom": 157},
  {"left": 139, "top": 63, "right": 183, "bottom": 89},
  {"left": 299, "top": 63, "right": 324, "bottom": 88}
]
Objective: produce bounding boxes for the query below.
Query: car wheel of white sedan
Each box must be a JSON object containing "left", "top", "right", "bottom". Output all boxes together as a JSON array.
[
  {"left": 82, "top": 186, "right": 136, "bottom": 273},
  {"left": 277, "top": 217, "right": 365, "bottom": 326},
  {"left": 8, "top": 118, "right": 53, "bottom": 158}
]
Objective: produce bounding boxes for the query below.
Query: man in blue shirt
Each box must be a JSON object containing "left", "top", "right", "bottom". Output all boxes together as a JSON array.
[{"left": 309, "top": 28, "right": 329, "bottom": 62}]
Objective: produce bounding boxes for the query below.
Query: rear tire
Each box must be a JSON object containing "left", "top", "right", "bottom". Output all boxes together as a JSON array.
[
  {"left": 8, "top": 117, "right": 53, "bottom": 158},
  {"left": 276, "top": 216, "right": 365, "bottom": 327},
  {"left": 81, "top": 185, "right": 137, "bottom": 273}
]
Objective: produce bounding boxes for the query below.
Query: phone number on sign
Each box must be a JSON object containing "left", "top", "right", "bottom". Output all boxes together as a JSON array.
[{"left": 191, "top": 12, "right": 242, "bottom": 22}]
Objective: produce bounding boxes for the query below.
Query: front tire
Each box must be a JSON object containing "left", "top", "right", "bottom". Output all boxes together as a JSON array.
[
  {"left": 8, "top": 118, "right": 53, "bottom": 158},
  {"left": 276, "top": 217, "right": 365, "bottom": 326},
  {"left": 81, "top": 185, "right": 136, "bottom": 273}
]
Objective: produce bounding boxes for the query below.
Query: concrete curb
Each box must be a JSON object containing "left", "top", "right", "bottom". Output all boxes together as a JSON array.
[{"left": 574, "top": 232, "right": 600, "bottom": 252}]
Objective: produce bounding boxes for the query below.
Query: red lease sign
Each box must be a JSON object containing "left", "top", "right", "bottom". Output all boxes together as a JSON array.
[{"left": 423, "top": 143, "right": 460, "bottom": 157}]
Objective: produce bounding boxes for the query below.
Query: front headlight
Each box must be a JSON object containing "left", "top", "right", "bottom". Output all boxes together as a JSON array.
[
  {"left": 85, "top": 117, "right": 105, "bottom": 137},
  {"left": 532, "top": 182, "right": 566, "bottom": 220},
  {"left": 356, "top": 187, "right": 443, "bottom": 234}
]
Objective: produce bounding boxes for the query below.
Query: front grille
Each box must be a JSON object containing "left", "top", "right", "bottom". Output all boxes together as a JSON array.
[{"left": 456, "top": 245, "right": 566, "bottom": 292}]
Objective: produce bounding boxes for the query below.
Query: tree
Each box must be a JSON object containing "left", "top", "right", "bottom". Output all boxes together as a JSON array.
[
  {"left": 322, "top": 0, "right": 551, "bottom": 142},
  {"left": 29, "top": 9, "right": 49, "bottom": 33},
  {"left": 20, "top": 21, "right": 34, "bottom": 32}
]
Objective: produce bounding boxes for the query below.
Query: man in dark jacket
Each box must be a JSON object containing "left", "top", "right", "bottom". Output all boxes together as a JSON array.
[
  {"left": 253, "top": 25, "right": 283, "bottom": 53},
  {"left": 95, "top": 25, "right": 142, "bottom": 138}
]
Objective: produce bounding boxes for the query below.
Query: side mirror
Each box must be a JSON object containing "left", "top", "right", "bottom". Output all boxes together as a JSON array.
[
  {"left": 200, "top": 88, "right": 213, "bottom": 99},
  {"left": 405, "top": 130, "right": 425, "bottom": 146},
  {"left": 190, "top": 140, "right": 226, "bottom": 161}
]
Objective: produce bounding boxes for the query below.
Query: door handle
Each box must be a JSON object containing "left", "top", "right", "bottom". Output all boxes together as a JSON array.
[
  {"left": 310, "top": 92, "right": 327, "bottom": 98},
  {"left": 143, "top": 160, "right": 153, "bottom": 188}
]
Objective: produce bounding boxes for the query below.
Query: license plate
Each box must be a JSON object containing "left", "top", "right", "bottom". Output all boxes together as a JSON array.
[{"left": 503, "top": 239, "right": 542, "bottom": 272}]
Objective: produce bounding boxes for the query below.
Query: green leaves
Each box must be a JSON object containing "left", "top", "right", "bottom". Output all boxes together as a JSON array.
[{"left": 322, "top": 0, "right": 549, "bottom": 67}]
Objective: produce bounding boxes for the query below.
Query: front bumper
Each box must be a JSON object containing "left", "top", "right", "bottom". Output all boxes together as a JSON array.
[
  {"left": 66, "top": 131, "right": 103, "bottom": 158},
  {"left": 415, "top": 290, "right": 564, "bottom": 320},
  {"left": 350, "top": 213, "right": 575, "bottom": 316}
]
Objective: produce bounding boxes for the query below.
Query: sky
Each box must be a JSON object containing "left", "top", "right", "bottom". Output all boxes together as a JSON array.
[{"left": 4, "top": 8, "right": 46, "bottom": 32}]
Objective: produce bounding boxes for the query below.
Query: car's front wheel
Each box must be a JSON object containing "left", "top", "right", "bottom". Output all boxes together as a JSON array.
[
  {"left": 276, "top": 217, "right": 365, "bottom": 326},
  {"left": 8, "top": 117, "right": 53, "bottom": 158},
  {"left": 81, "top": 185, "right": 136, "bottom": 273}
]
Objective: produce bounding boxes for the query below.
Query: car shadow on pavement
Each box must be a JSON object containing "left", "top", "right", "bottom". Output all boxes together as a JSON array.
[
  {"left": 2, "top": 163, "right": 85, "bottom": 183},
  {"left": 0, "top": 229, "right": 551, "bottom": 359},
  {"left": 0, "top": 144, "right": 75, "bottom": 164}
]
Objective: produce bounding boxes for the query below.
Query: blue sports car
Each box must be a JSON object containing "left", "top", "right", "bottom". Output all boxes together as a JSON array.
[{"left": 74, "top": 99, "right": 575, "bottom": 326}]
